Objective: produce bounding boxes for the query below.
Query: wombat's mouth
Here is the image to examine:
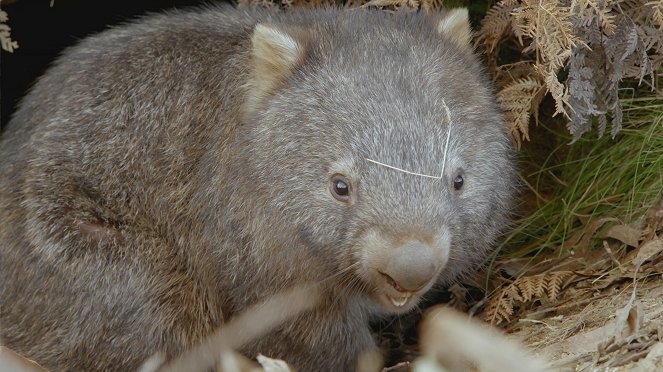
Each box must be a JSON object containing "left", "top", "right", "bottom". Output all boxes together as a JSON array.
[
  {"left": 384, "top": 292, "right": 415, "bottom": 308},
  {"left": 374, "top": 291, "right": 420, "bottom": 313},
  {"left": 372, "top": 282, "right": 434, "bottom": 313},
  {"left": 367, "top": 263, "right": 440, "bottom": 313}
]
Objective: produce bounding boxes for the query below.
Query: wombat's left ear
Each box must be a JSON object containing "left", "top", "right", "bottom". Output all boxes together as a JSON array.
[
  {"left": 245, "top": 24, "right": 307, "bottom": 114},
  {"left": 436, "top": 8, "right": 473, "bottom": 51}
]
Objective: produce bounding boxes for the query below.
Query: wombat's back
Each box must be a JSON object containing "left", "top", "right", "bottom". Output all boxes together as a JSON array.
[
  {"left": 1, "top": 5, "right": 255, "bottom": 222},
  {"left": 0, "top": 6, "right": 266, "bottom": 370}
]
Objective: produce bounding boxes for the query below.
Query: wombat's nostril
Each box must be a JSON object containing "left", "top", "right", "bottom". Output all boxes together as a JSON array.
[{"left": 381, "top": 241, "right": 438, "bottom": 292}]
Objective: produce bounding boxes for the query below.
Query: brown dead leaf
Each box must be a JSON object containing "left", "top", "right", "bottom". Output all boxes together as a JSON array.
[
  {"left": 613, "top": 288, "right": 642, "bottom": 340},
  {"left": 645, "top": 191, "right": 663, "bottom": 225},
  {"left": 602, "top": 224, "right": 644, "bottom": 247},
  {"left": 563, "top": 217, "right": 617, "bottom": 252},
  {"left": 625, "top": 301, "right": 644, "bottom": 338},
  {"left": 633, "top": 239, "right": 663, "bottom": 268},
  {"left": 641, "top": 193, "right": 663, "bottom": 243}
]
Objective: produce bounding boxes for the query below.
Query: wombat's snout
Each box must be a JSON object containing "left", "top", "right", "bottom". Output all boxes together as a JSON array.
[
  {"left": 379, "top": 241, "right": 437, "bottom": 292},
  {"left": 361, "top": 229, "right": 450, "bottom": 311}
]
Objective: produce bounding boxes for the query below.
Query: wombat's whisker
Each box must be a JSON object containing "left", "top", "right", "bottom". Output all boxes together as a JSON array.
[
  {"left": 316, "top": 262, "right": 369, "bottom": 295},
  {"left": 440, "top": 97, "right": 453, "bottom": 178},
  {"left": 366, "top": 159, "right": 442, "bottom": 179},
  {"left": 318, "top": 261, "right": 361, "bottom": 284},
  {"left": 341, "top": 276, "right": 366, "bottom": 294},
  {"left": 342, "top": 267, "right": 375, "bottom": 296}
]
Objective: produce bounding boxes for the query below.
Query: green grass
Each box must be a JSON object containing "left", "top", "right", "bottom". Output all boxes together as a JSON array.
[{"left": 493, "top": 94, "right": 663, "bottom": 269}]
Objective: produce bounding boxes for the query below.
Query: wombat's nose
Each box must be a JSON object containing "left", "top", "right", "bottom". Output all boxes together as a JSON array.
[{"left": 382, "top": 241, "right": 437, "bottom": 292}]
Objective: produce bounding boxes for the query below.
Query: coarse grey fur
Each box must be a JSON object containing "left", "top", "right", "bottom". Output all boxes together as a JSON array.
[{"left": 0, "top": 5, "right": 515, "bottom": 371}]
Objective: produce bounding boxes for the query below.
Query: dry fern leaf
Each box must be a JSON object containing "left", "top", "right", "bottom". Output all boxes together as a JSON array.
[
  {"left": 648, "top": 1, "right": 663, "bottom": 29},
  {"left": 362, "top": 0, "right": 420, "bottom": 11},
  {"left": 420, "top": 0, "right": 445, "bottom": 12},
  {"left": 485, "top": 271, "right": 576, "bottom": 325},
  {"left": 567, "top": 44, "right": 614, "bottom": 139},
  {"left": 572, "top": 0, "right": 617, "bottom": 35},
  {"left": 566, "top": 1, "right": 662, "bottom": 140},
  {"left": 509, "top": 0, "right": 579, "bottom": 118},
  {"left": 536, "top": 64, "right": 571, "bottom": 117},
  {"left": 484, "top": 285, "right": 518, "bottom": 325},
  {"left": 546, "top": 271, "right": 575, "bottom": 300},
  {"left": 512, "top": 0, "right": 579, "bottom": 71},
  {"left": 497, "top": 76, "right": 545, "bottom": 149},
  {"left": 494, "top": 61, "right": 539, "bottom": 87},
  {"left": 476, "top": 0, "right": 520, "bottom": 54},
  {"left": 0, "top": 10, "right": 18, "bottom": 53}
]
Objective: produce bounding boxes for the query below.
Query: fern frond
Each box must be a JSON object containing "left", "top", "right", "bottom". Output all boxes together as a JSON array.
[
  {"left": 485, "top": 291, "right": 513, "bottom": 325},
  {"left": 476, "top": 0, "right": 520, "bottom": 54},
  {"left": 0, "top": 10, "right": 18, "bottom": 53},
  {"left": 512, "top": 0, "right": 580, "bottom": 71},
  {"left": 572, "top": 0, "right": 617, "bottom": 35},
  {"left": 648, "top": 1, "right": 663, "bottom": 29},
  {"left": 546, "top": 271, "right": 575, "bottom": 300},
  {"left": 497, "top": 76, "right": 545, "bottom": 149},
  {"left": 421, "top": 0, "right": 445, "bottom": 12},
  {"left": 362, "top": 0, "right": 420, "bottom": 11},
  {"left": 535, "top": 64, "right": 571, "bottom": 118},
  {"left": 484, "top": 271, "right": 576, "bottom": 325}
]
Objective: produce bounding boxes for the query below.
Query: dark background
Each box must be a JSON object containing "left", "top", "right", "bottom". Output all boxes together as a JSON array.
[{"left": 0, "top": 0, "right": 221, "bottom": 130}]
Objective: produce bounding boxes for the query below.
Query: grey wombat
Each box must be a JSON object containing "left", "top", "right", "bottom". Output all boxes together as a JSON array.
[{"left": 0, "top": 5, "right": 515, "bottom": 371}]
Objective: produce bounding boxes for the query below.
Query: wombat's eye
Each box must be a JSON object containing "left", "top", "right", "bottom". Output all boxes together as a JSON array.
[
  {"left": 330, "top": 174, "right": 351, "bottom": 202},
  {"left": 453, "top": 174, "right": 464, "bottom": 190}
]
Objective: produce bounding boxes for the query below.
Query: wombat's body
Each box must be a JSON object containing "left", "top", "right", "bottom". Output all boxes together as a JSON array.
[{"left": 0, "top": 5, "right": 514, "bottom": 371}]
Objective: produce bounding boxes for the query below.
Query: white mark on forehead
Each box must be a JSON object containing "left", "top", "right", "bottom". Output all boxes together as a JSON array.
[
  {"left": 366, "top": 97, "right": 454, "bottom": 180},
  {"left": 439, "top": 97, "right": 453, "bottom": 177},
  {"left": 365, "top": 159, "right": 441, "bottom": 179}
]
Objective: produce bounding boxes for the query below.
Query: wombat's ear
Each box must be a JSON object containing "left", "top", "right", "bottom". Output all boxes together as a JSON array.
[
  {"left": 245, "top": 24, "right": 307, "bottom": 114},
  {"left": 436, "top": 8, "right": 473, "bottom": 51}
]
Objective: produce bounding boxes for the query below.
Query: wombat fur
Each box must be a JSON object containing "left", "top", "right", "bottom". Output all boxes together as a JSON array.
[{"left": 0, "top": 5, "right": 515, "bottom": 371}]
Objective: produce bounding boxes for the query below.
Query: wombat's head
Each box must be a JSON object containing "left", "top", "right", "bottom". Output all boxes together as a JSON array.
[{"left": 240, "top": 8, "right": 514, "bottom": 313}]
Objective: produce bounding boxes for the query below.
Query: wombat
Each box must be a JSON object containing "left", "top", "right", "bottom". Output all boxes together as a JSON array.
[{"left": 0, "top": 5, "right": 515, "bottom": 371}]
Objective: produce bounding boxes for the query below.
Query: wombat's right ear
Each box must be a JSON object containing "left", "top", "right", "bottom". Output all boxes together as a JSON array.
[
  {"left": 244, "top": 24, "right": 307, "bottom": 114},
  {"left": 436, "top": 8, "right": 473, "bottom": 52}
]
